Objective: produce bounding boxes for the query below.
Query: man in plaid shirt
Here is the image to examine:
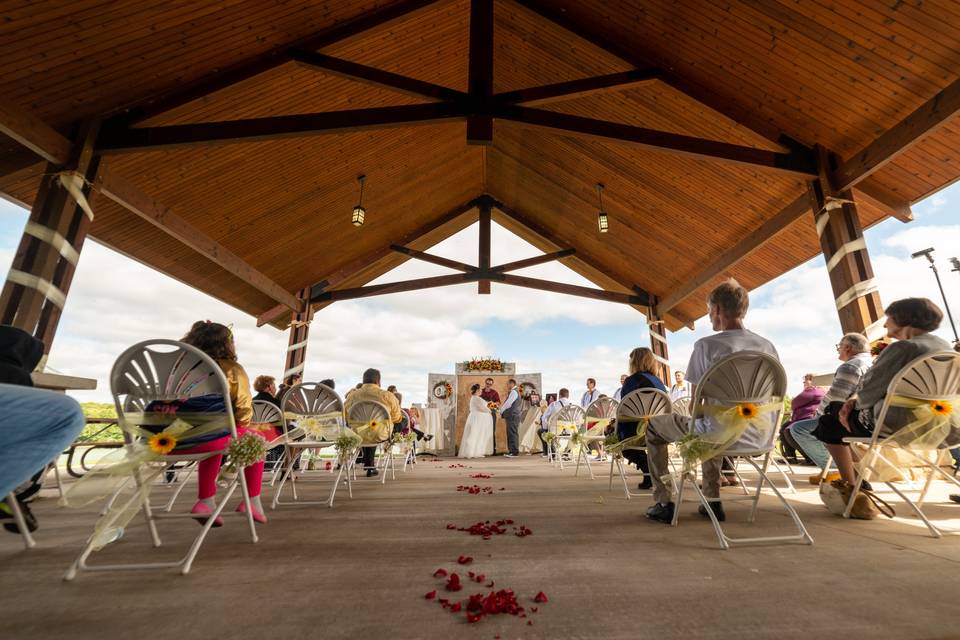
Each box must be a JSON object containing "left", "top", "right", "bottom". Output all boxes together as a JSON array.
[{"left": 784, "top": 332, "right": 872, "bottom": 472}]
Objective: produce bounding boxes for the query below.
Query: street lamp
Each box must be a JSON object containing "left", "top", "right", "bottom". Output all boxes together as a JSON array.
[{"left": 911, "top": 247, "right": 959, "bottom": 346}]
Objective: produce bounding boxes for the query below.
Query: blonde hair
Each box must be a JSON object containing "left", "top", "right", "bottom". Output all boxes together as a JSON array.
[
  {"left": 708, "top": 278, "right": 749, "bottom": 319},
  {"left": 628, "top": 347, "right": 657, "bottom": 375}
]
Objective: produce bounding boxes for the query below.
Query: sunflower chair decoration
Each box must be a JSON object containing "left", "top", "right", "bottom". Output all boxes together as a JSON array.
[{"left": 674, "top": 400, "right": 782, "bottom": 476}]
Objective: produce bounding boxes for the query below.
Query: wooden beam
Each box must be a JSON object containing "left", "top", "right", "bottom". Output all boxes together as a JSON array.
[
  {"left": 96, "top": 167, "right": 300, "bottom": 311},
  {"left": 853, "top": 182, "right": 913, "bottom": 223},
  {"left": 289, "top": 49, "right": 468, "bottom": 103},
  {"left": 257, "top": 197, "right": 480, "bottom": 327},
  {"left": 0, "top": 100, "right": 71, "bottom": 165},
  {"left": 494, "top": 105, "right": 816, "bottom": 177},
  {"left": 313, "top": 273, "right": 479, "bottom": 302},
  {"left": 512, "top": 0, "right": 788, "bottom": 150},
  {"left": 390, "top": 244, "right": 477, "bottom": 272},
  {"left": 467, "top": 0, "right": 494, "bottom": 145},
  {"left": 497, "top": 273, "right": 650, "bottom": 306},
  {"left": 97, "top": 103, "right": 469, "bottom": 153},
  {"left": 109, "top": 0, "right": 444, "bottom": 125},
  {"left": 0, "top": 147, "right": 45, "bottom": 180},
  {"left": 492, "top": 69, "right": 661, "bottom": 107},
  {"left": 477, "top": 197, "right": 492, "bottom": 293},
  {"left": 656, "top": 193, "right": 810, "bottom": 315},
  {"left": 490, "top": 248, "right": 576, "bottom": 273},
  {"left": 834, "top": 77, "right": 960, "bottom": 192}
]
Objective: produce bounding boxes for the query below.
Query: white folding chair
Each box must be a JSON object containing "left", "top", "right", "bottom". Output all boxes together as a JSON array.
[
  {"left": 4, "top": 493, "right": 35, "bottom": 549},
  {"left": 272, "top": 383, "right": 348, "bottom": 509},
  {"left": 548, "top": 404, "right": 585, "bottom": 470},
  {"left": 609, "top": 389, "right": 673, "bottom": 499},
  {"left": 842, "top": 351, "right": 960, "bottom": 537},
  {"left": 347, "top": 400, "right": 393, "bottom": 483},
  {"left": 669, "top": 351, "right": 813, "bottom": 549},
  {"left": 576, "top": 397, "right": 619, "bottom": 478},
  {"left": 65, "top": 340, "right": 258, "bottom": 579},
  {"left": 252, "top": 400, "right": 285, "bottom": 485}
]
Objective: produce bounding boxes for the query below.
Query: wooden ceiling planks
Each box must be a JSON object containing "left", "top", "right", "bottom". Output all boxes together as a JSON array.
[{"left": 0, "top": 0, "right": 958, "bottom": 331}]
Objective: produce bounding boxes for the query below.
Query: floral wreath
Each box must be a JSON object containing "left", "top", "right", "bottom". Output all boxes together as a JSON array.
[
  {"left": 518, "top": 383, "right": 536, "bottom": 399},
  {"left": 433, "top": 380, "right": 454, "bottom": 400}
]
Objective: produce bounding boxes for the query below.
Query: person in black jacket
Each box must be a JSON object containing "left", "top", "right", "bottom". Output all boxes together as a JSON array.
[{"left": 0, "top": 325, "right": 85, "bottom": 533}]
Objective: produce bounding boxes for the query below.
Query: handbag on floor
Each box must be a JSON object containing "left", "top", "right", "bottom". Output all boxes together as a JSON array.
[{"left": 820, "top": 478, "right": 895, "bottom": 519}]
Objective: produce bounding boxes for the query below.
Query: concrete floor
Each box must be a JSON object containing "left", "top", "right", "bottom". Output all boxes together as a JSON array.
[{"left": 3, "top": 455, "right": 960, "bottom": 640}]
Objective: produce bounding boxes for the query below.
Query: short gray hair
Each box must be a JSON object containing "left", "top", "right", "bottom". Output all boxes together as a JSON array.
[{"left": 840, "top": 332, "right": 869, "bottom": 353}]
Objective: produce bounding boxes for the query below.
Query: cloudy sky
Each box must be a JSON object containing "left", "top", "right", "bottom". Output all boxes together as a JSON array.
[{"left": 1, "top": 182, "right": 958, "bottom": 405}]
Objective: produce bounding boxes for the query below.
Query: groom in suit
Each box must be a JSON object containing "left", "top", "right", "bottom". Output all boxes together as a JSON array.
[{"left": 501, "top": 379, "right": 521, "bottom": 457}]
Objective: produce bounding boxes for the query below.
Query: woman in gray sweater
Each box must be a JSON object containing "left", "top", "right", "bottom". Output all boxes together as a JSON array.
[{"left": 813, "top": 297, "right": 953, "bottom": 486}]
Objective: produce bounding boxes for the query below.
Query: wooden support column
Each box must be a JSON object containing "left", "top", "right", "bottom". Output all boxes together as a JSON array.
[
  {"left": 478, "top": 198, "right": 492, "bottom": 294},
  {"left": 647, "top": 298, "right": 671, "bottom": 386},
  {"left": 808, "top": 168, "right": 884, "bottom": 339},
  {"left": 0, "top": 122, "right": 101, "bottom": 361},
  {"left": 282, "top": 288, "right": 312, "bottom": 385}
]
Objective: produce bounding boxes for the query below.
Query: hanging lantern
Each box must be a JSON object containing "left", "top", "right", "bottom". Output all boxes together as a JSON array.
[
  {"left": 595, "top": 183, "right": 609, "bottom": 233},
  {"left": 352, "top": 175, "right": 366, "bottom": 227}
]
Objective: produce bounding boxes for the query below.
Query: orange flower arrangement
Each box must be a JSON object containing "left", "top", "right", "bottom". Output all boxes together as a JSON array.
[{"left": 464, "top": 358, "right": 504, "bottom": 372}]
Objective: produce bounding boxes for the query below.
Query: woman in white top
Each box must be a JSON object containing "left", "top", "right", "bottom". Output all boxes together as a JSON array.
[{"left": 459, "top": 384, "right": 494, "bottom": 458}]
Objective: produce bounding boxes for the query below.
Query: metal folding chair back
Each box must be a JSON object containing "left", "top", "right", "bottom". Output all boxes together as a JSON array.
[
  {"left": 280, "top": 382, "right": 344, "bottom": 438},
  {"left": 672, "top": 396, "right": 692, "bottom": 417},
  {"left": 586, "top": 396, "right": 618, "bottom": 422},
  {"left": 672, "top": 351, "right": 811, "bottom": 549},
  {"left": 691, "top": 351, "right": 787, "bottom": 454},
  {"left": 618, "top": 388, "right": 672, "bottom": 423},
  {"left": 844, "top": 351, "right": 960, "bottom": 536},
  {"left": 66, "top": 340, "right": 257, "bottom": 579},
  {"left": 272, "top": 383, "right": 348, "bottom": 508}
]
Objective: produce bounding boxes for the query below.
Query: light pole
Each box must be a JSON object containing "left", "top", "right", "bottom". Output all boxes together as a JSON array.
[{"left": 911, "top": 248, "right": 959, "bottom": 347}]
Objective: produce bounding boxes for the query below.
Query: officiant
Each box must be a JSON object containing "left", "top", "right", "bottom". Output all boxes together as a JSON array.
[{"left": 480, "top": 378, "right": 501, "bottom": 451}]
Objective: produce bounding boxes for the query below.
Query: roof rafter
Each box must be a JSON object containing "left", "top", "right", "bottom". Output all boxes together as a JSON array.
[
  {"left": 107, "top": 0, "right": 445, "bottom": 126},
  {"left": 655, "top": 194, "right": 810, "bottom": 316},
  {"left": 289, "top": 49, "right": 468, "bottom": 103},
  {"left": 492, "top": 69, "right": 661, "bottom": 107},
  {"left": 0, "top": 97, "right": 300, "bottom": 311},
  {"left": 832, "top": 77, "right": 960, "bottom": 193}
]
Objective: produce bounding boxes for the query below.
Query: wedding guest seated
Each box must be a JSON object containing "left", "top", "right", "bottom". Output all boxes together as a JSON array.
[
  {"left": 320, "top": 378, "right": 336, "bottom": 391},
  {"left": 253, "top": 375, "right": 280, "bottom": 406},
  {"left": 784, "top": 333, "right": 872, "bottom": 478},
  {"left": 615, "top": 347, "right": 668, "bottom": 490},
  {"left": 277, "top": 373, "right": 302, "bottom": 405},
  {"left": 344, "top": 368, "right": 403, "bottom": 477},
  {"left": 669, "top": 370, "right": 691, "bottom": 401},
  {"left": 0, "top": 326, "right": 85, "bottom": 534},
  {"left": 176, "top": 321, "right": 270, "bottom": 525},
  {"left": 645, "top": 279, "right": 780, "bottom": 524},
  {"left": 538, "top": 388, "right": 571, "bottom": 456},
  {"left": 813, "top": 298, "right": 953, "bottom": 493},
  {"left": 779, "top": 373, "right": 825, "bottom": 464},
  {"left": 392, "top": 390, "right": 433, "bottom": 442}
]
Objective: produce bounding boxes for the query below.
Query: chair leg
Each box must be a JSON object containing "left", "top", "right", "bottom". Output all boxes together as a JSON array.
[
  {"left": 6, "top": 492, "right": 35, "bottom": 549},
  {"left": 747, "top": 453, "right": 771, "bottom": 523},
  {"left": 818, "top": 454, "right": 834, "bottom": 483},
  {"left": 768, "top": 454, "right": 797, "bottom": 494},
  {"left": 132, "top": 467, "right": 162, "bottom": 548},
  {"left": 616, "top": 457, "right": 631, "bottom": 500},
  {"left": 608, "top": 456, "right": 615, "bottom": 492}
]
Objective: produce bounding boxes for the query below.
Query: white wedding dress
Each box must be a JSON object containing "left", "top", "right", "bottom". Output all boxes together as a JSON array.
[{"left": 459, "top": 395, "right": 494, "bottom": 458}]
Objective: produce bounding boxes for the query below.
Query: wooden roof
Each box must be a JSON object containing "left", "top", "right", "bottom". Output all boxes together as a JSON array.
[{"left": 1, "top": 0, "right": 958, "bottom": 331}]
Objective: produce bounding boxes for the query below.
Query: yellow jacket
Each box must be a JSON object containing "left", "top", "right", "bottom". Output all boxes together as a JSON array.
[
  {"left": 218, "top": 359, "right": 253, "bottom": 426},
  {"left": 344, "top": 383, "right": 402, "bottom": 424}
]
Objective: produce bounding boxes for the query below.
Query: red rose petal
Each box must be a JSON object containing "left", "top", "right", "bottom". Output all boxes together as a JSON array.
[
  {"left": 528, "top": 620, "right": 533, "bottom": 626},
  {"left": 531, "top": 607, "right": 538, "bottom": 612},
  {"left": 433, "top": 568, "right": 448, "bottom": 578},
  {"left": 475, "top": 574, "right": 485, "bottom": 583},
  {"left": 486, "top": 580, "right": 495, "bottom": 588},
  {"left": 458, "top": 555, "right": 473, "bottom": 565},
  {"left": 450, "top": 602, "right": 462, "bottom": 612},
  {"left": 534, "top": 591, "right": 548, "bottom": 603},
  {"left": 425, "top": 590, "right": 437, "bottom": 600}
]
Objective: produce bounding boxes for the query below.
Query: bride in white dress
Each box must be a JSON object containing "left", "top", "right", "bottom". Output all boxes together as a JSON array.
[{"left": 459, "top": 384, "right": 493, "bottom": 458}]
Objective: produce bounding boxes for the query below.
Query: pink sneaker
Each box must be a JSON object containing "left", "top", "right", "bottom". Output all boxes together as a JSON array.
[
  {"left": 191, "top": 502, "right": 224, "bottom": 527},
  {"left": 236, "top": 501, "right": 267, "bottom": 524}
]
